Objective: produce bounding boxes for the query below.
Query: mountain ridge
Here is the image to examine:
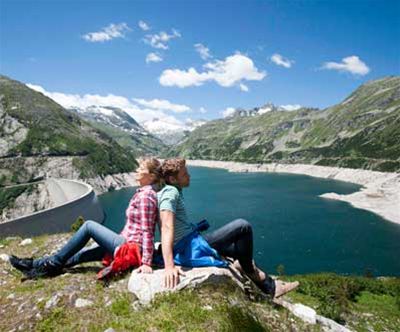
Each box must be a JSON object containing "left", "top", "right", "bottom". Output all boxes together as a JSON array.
[
  {"left": 0, "top": 75, "right": 138, "bottom": 186},
  {"left": 166, "top": 76, "right": 400, "bottom": 172}
]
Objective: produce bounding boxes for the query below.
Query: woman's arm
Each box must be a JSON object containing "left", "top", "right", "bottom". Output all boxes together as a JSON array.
[{"left": 138, "top": 191, "right": 158, "bottom": 268}]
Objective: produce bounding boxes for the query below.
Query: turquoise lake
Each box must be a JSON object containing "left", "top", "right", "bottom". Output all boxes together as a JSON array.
[{"left": 99, "top": 166, "right": 400, "bottom": 276}]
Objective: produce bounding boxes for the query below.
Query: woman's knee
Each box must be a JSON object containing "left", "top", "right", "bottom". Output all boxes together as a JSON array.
[{"left": 82, "top": 220, "right": 96, "bottom": 230}]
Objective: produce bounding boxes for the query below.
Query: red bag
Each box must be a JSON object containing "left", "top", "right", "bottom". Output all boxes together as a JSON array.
[{"left": 97, "top": 242, "right": 142, "bottom": 280}]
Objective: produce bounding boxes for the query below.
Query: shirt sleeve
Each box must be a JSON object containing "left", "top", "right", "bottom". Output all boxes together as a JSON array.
[
  {"left": 138, "top": 190, "right": 158, "bottom": 266},
  {"left": 158, "top": 186, "right": 179, "bottom": 213}
]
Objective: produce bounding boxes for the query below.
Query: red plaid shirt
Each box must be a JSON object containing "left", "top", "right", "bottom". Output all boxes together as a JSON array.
[{"left": 120, "top": 185, "right": 158, "bottom": 266}]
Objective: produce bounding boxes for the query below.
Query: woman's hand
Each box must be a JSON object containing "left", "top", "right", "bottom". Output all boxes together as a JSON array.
[{"left": 137, "top": 264, "right": 153, "bottom": 274}]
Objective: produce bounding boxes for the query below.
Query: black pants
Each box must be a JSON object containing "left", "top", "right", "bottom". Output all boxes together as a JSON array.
[{"left": 203, "top": 218, "right": 255, "bottom": 273}]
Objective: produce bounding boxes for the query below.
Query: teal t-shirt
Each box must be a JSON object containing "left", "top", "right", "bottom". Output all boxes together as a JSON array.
[{"left": 157, "top": 185, "right": 194, "bottom": 244}]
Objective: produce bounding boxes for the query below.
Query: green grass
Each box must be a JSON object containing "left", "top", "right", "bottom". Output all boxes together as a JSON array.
[{"left": 283, "top": 273, "right": 400, "bottom": 327}]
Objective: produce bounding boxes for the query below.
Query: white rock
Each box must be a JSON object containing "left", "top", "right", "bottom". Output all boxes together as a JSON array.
[
  {"left": 202, "top": 305, "right": 213, "bottom": 310},
  {"left": 317, "top": 315, "right": 353, "bottom": 332},
  {"left": 6, "top": 293, "right": 15, "bottom": 300},
  {"left": 275, "top": 299, "right": 317, "bottom": 325},
  {"left": 104, "top": 328, "right": 116, "bottom": 332},
  {"left": 0, "top": 253, "right": 10, "bottom": 262},
  {"left": 128, "top": 266, "right": 247, "bottom": 305},
  {"left": 45, "top": 294, "right": 60, "bottom": 309},
  {"left": 75, "top": 298, "right": 94, "bottom": 308},
  {"left": 292, "top": 303, "right": 317, "bottom": 324},
  {"left": 20, "top": 238, "right": 33, "bottom": 246}
]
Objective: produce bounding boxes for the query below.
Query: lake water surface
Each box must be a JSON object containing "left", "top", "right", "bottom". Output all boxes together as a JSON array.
[{"left": 99, "top": 166, "right": 400, "bottom": 276}]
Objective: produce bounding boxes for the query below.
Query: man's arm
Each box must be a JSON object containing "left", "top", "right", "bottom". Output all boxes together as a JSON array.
[{"left": 160, "top": 210, "right": 182, "bottom": 288}]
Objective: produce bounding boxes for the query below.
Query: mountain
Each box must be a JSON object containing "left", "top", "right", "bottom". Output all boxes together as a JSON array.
[
  {"left": 167, "top": 76, "right": 400, "bottom": 172},
  {"left": 69, "top": 105, "right": 165, "bottom": 155},
  {"left": 0, "top": 75, "right": 138, "bottom": 186},
  {"left": 142, "top": 117, "right": 207, "bottom": 145}
]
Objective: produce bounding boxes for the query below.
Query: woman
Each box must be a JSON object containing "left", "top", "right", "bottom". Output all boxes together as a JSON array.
[{"left": 10, "top": 157, "right": 162, "bottom": 279}]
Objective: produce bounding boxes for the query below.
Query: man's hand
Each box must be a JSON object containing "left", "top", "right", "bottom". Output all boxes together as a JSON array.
[
  {"left": 160, "top": 210, "right": 181, "bottom": 288},
  {"left": 137, "top": 264, "right": 153, "bottom": 274},
  {"left": 164, "top": 266, "right": 184, "bottom": 289}
]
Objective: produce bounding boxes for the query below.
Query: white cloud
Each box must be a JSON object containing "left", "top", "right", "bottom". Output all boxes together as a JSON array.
[
  {"left": 159, "top": 53, "right": 266, "bottom": 89},
  {"left": 159, "top": 68, "right": 207, "bottom": 87},
  {"left": 25, "top": 83, "right": 188, "bottom": 128},
  {"left": 321, "top": 55, "right": 370, "bottom": 75},
  {"left": 280, "top": 104, "right": 302, "bottom": 111},
  {"left": 239, "top": 83, "right": 249, "bottom": 92},
  {"left": 194, "top": 43, "right": 212, "bottom": 60},
  {"left": 132, "top": 98, "right": 191, "bottom": 113},
  {"left": 270, "top": 53, "right": 294, "bottom": 68},
  {"left": 144, "top": 29, "right": 181, "bottom": 50},
  {"left": 222, "top": 107, "right": 236, "bottom": 118},
  {"left": 199, "top": 107, "right": 207, "bottom": 114},
  {"left": 146, "top": 52, "right": 163, "bottom": 63},
  {"left": 138, "top": 20, "right": 150, "bottom": 31},
  {"left": 82, "top": 23, "right": 131, "bottom": 42}
]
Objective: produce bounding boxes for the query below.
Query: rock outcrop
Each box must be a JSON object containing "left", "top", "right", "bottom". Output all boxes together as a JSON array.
[
  {"left": 128, "top": 265, "right": 353, "bottom": 331},
  {"left": 128, "top": 266, "right": 250, "bottom": 305},
  {"left": 0, "top": 182, "right": 55, "bottom": 223}
]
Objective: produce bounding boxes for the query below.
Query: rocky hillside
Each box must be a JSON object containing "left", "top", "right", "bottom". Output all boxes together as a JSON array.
[
  {"left": 167, "top": 76, "right": 400, "bottom": 172},
  {"left": 69, "top": 105, "right": 165, "bottom": 155},
  {"left": 0, "top": 75, "right": 138, "bottom": 186}
]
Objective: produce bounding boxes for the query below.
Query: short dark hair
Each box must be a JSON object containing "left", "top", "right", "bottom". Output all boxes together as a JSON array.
[{"left": 161, "top": 158, "right": 186, "bottom": 184}]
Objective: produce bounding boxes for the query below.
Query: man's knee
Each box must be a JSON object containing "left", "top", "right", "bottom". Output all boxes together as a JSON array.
[{"left": 232, "top": 218, "right": 252, "bottom": 233}]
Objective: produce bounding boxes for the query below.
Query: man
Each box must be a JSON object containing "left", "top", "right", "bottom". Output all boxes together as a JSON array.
[{"left": 157, "top": 158, "right": 299, "bottom": 297}]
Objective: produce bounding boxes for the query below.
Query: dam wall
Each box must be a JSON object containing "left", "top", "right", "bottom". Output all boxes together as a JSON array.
[{"left": 0, "top": 179, "right": 104, "bottom": 237}]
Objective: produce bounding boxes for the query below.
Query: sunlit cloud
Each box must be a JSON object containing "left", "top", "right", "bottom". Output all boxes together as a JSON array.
[
  {"left": 82, "top": 23, "right": 131, "bottom": 42},
  {"left": 321, "top": 55, "right": 370, "bottom": 76},
  {"left": 159, "top": 53, "right": 266, "bottom": 89}
]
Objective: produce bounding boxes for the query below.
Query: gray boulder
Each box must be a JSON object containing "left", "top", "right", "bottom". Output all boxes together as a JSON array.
[{"left": 128, "top": 266, "right": 250, "bottom": 305}]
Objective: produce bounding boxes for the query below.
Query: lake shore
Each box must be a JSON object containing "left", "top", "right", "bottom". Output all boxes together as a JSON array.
[{"left": 186, "top": 160, "right": 400, "bottom": 225}]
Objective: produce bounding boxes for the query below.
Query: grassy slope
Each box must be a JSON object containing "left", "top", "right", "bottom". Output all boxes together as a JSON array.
[
  {"left": 0, "top": 234, "right": 399, "bottom": 332},
  {"left": 0, "top": 234, "right": 319, "bottom": 332}
]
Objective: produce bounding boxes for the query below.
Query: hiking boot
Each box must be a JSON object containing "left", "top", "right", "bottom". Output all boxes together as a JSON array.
[
  {"left": 273, "top": 280, "right": 299, "bottom": 298},
  {"left": 257, "top": 276, "right": 277, "bottom": 297},
  {"left": 9, "top": 255, "right": 34, "bottom": 272},
  {"left": 24, "top": 259, "right": 63, "bottom": 279}
]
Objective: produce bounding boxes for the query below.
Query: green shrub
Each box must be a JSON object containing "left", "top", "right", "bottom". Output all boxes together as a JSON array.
[
  {"left": 70, "top": 216, "right": 85, "bottom": 233},
  {"left": 285, "top": 273, "right": 400, "bottom": 324},
  {"left": 276, "top": 264, "right": 285, "bottom": 277}
]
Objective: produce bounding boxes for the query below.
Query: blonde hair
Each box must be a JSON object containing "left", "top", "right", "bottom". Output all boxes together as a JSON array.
[
  {"left": 160, "top": 158, "right": 186, "bottom": 184},
  {"left": 137, "top": 157, "right": 164, "bottom": 188}
]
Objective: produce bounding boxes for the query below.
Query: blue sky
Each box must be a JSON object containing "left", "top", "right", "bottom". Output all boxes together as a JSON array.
[{"left": 1, "top": 0, "right": 399, "bottom": 126}]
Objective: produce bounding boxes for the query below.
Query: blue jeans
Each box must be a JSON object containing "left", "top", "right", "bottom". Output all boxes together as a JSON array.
[
  {"left": 33, "top": 220, "right": 126, "bottom": 268},
  {"left": 203, "top": 218, "right": 254, "bottom": 273}
]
